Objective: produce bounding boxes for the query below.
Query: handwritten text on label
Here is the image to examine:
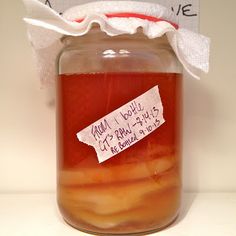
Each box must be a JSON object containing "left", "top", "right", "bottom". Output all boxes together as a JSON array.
[{"left": 77, "top": 86, "right": 165, "bottom": 163}]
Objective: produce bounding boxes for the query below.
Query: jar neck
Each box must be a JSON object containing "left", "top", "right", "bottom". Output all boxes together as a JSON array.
[
  {"left": 61, "top": 27, "right": 171, "bottom": 50},
  {"left": 59, "top": 26, "right": 182, "bottom": 75}
]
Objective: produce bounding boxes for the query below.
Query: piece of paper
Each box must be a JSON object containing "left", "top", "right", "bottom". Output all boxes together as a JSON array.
[
  {"left": 77, "top": 86, "right": 165, "bottom": 163},
  {"left": 39, "top": 0, "right": 199, "bottom": 32}
]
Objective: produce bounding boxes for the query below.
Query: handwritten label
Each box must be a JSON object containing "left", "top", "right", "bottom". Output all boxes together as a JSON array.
[
  {"left": 77, "top": 86, "right": 165, "bottom": 163},
  {"left": 39, "top": 0, "right": 199, "bottom": 32}
]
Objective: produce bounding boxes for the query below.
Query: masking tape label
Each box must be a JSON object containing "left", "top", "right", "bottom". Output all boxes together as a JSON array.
[{"left": 77, "top": 86, "right": 165, "bottom": 163}]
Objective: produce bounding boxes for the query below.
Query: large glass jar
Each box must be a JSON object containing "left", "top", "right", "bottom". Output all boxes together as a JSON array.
[{"left": 57, "top": 28, "right": 182, "bottom": 235}]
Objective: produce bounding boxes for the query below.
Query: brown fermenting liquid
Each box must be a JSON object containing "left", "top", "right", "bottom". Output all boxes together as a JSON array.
[{"left": 57, "top": 72, "right": 182, "bottom": 234}]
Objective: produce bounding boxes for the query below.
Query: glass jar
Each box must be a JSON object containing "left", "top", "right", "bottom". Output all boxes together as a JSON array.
[{"left": 57, "top": 28, "right": 182, "bottom": 235}]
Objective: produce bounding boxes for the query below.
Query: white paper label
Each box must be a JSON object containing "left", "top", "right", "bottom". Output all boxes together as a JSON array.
[
  {"left": 39, "top": 0, "right": 199, "bottom": 32},
  {"left": 77, "top": 86, "right": 165, "bottom": 163}
]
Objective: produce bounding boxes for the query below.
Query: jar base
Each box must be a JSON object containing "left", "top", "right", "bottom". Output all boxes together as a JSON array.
[{"left": 62, "top": 213, "right": 179, "bottom": 236}]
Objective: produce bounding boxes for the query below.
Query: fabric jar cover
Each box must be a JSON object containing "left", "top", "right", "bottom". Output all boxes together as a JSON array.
[{"left": 23, "top": 0, "right": 210, "bottom": 85}]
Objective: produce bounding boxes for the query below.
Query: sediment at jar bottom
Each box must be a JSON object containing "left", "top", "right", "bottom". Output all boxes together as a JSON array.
[
  {"left": 58, "top": 164, "right": 181, "bottom": 232},
  {"left": 59, "top": 187, "right": 180, "bottom": 233}
]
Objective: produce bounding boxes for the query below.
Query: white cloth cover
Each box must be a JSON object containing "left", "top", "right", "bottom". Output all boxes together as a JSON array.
[{"left": 23, "top": 0, "right": 210, "bottom": 85}]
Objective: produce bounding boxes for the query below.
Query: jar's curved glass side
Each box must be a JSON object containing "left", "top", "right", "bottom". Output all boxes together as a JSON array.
[{"left": 56, "top": 30, "right": 183, "bottom": 235}]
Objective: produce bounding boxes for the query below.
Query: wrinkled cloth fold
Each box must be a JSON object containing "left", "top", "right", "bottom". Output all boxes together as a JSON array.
[{"left": 23, "top": 0, "right": 210, "bottom": 85}]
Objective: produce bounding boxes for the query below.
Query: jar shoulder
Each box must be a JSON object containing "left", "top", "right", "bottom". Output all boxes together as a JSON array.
[{"left": 58, "top": 35, "right": 182, "bottom": 75}]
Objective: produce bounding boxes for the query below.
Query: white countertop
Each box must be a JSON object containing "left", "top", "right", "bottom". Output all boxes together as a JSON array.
[{"left": 0, "top": 193, "right": 235, "bottom": 236}]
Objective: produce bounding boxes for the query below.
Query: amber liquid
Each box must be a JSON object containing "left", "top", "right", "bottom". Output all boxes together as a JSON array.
[{"left": 57, "top": 72, "right": 182, "bottom": 235}]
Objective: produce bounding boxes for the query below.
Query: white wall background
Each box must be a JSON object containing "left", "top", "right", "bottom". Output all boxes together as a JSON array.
[{"left": 0, "top": 0, "right": 236, "bottom": 193}]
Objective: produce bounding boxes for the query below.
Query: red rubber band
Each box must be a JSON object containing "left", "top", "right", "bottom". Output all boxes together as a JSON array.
[{"left": 74, "top": 12, "right": 179, "bottom": 29}]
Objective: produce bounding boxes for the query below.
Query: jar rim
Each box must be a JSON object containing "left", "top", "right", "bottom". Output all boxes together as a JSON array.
[{"left": 61, "top": 25, "right": 171, "bottom": 48}]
